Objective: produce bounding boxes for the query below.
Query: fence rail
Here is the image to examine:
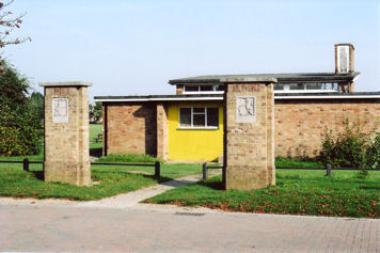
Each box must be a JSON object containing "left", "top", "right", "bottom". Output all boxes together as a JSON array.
[
  {"left": 0, "top": 159, "right": 161, "bottom": 179},
  {"left": 1, "top": 159, "right": 378, "bottom": 182}
]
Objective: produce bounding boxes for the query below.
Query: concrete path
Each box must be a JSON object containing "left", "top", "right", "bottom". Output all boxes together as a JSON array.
[
  {"left": 0, "top": 203, "right": 379, "bottom": 253},
  {"left": 78, "top": 172, "right": 213, "bottom": 208},
  {"left": 0, "top": 171, "right": 221, "bottom": 209}
]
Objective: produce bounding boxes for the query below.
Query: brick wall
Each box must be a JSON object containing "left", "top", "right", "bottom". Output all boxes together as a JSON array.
[
  {"left": 156, "top": 103, "right": 168, "bottom": 160},
  {"left": 275, "top": 99, "right": 380, "bottom": 158},
  {"left": 105, "top": 102, "right": 157, "bottom": 156},
  {"left": 102, "top": 97, "right": 380, "bottom": 161}
]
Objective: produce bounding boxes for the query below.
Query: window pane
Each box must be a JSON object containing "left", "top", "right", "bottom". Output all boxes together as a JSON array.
[
  {"left": 184, "top": 86, "right": 198, "bottom": 92},
  {"left": 274, "top": 84, "right": 284, "bottom": 90},
  {"left": 289, "top": 83, "right": 304, "bottom": 90},
  {"left": 179, "top": 108, "right": 191, "bottom": 127},
  {"left": 207, "top": 108, "right": 218, "bottom": 127},
  {"left": 200, "top": 85, "right": 213, "bottom": 91},
  {"left": 193, "top": 107, "right": 205, "bottom": 114},
  {"left": 193, "top": 114, "right": 205, "bottom": 127},
  {"left": 216, "top": 85, "right": 225, "bottom": 91},
  {"left": 305, "top": 83, "right": 322, "bottom": 90}
]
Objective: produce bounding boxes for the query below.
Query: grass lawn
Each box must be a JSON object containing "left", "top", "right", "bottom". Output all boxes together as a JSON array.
[
  {"left": 89, "top": 123, "right": 103, "bottom": 150},
  {"left": 146, "top": 170, "right": 380, "bottom": 218},
  {"left": 0, "top": 163, "right": 202, "bottom": 201}
]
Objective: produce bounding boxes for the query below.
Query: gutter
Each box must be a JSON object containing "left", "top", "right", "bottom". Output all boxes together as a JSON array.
[{"left": 95, "top": 96, "right": 224, "bottom": 102}]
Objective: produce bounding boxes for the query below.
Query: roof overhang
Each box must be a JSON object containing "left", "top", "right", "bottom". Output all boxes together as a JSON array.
[
  {"left": 95, "top": 92, "right": 380, "bottom": 103},
  {"left": 94, "top": 95, "right": 224, "bottom": 103},
  {"left": 169, "top": 72, "right": 360, "bottom": 85}
]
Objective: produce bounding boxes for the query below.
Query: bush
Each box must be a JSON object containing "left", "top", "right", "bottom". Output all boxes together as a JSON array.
[
  {"left": 0, "top": 61, "right": 43, "bottom": 156},
  {"left": 0, "top": 104, "right": 42, "bottom": 156},
  {"left": 320, "top": 122, "right": 380, "bottom": 173}
]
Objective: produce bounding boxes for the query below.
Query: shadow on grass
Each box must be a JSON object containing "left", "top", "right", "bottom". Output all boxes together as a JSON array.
[
  {"left": 90, "top": 147, "right": 103, "bottom": 157},
  {"left": 200, "top": 180, "right": 224, "bottom": 190},
  {"left": 31, "top": 170, "right": 44, "bottom": 180},
  {"left": 94, "top": 169, "right": 173, "bottom": 183}
]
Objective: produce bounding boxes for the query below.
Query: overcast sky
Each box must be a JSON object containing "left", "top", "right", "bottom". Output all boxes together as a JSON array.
[{"left": 4, "top": 0, "right": 380, "bottom": 99}]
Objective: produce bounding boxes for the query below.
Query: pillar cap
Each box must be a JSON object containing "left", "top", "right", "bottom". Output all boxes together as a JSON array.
[
  {"left": 40, "top": 81, "right": 92, "bottom": 87},
  {"left": 334, "top": 43, "right": 355, "bottom": 49}
]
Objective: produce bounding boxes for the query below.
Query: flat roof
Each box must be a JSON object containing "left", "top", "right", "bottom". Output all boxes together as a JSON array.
[
  {"left": 95, "top": 92, "right": 380, "bottom": 103},
  {"left": 169, "top": 72, "right": 360, "bottom": 85}
]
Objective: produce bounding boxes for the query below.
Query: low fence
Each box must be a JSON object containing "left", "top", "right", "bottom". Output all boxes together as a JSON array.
[
  {"left": 0, "top": 159, "right": 162, "bottom": 179},
  {"left": 1, "top": 159, "right": 378, "bottom": 183}
]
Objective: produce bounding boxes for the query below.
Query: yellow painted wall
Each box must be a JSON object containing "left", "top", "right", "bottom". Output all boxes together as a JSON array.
[{"left": 167, "top": 102, "right": 224, "bottom": 162}]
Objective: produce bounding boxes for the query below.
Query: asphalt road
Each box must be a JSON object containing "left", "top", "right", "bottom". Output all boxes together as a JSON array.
[{"left": 0, "top": 203, "right": 379, "bottom": 253}]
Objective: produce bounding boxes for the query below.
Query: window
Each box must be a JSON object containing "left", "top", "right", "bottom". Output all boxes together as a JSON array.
[
  {"left": 179, "top": 107, "right": 219, "bottom": 128},
  {"left": 275, "top": 82, "right": 339, "bottom": 93},
  {"left": 183, "top": 85, "right": 224, "bottom": 94}
]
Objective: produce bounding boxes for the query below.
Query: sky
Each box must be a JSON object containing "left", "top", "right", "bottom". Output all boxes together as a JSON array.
[{"left": 3, "top": 0, "right": 380, "bottom": 99}]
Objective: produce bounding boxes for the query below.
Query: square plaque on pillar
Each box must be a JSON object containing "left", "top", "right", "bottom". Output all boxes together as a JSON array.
[
  {"left": 236, "top": 96, "right": 256, "bottom": 123},
  {"left": 52, "top": 97, "right": 69, "bottom": 123}
]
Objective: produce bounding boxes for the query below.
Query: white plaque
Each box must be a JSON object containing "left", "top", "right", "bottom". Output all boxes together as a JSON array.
[
  {"left": 52, "top": 97, "right": 69, "bottom": 123},
  {"left": 236, "top": 96, "right": 256, "bottom": 123}
]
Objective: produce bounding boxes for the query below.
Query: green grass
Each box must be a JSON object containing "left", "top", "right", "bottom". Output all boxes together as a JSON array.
[
  {"left": 0, "top": 162, "right": 202, "bottom": 201},
  {"left": 97, "top": 153, "right": 158, "bottom": 163},
  {"left": 275, "top": 157, "right": 323, "bottom": 169},
  {"left": 146, "top": 170, "right": 380, "bottom": 218},
  {"left": 89, "top": 123, "right": 103, "bottom": 149}
]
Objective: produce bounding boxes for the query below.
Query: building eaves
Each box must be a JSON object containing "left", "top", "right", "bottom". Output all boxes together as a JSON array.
[
  {"left": 169, "top": 72, "right": 360, "bottom": 85},
  {"left": 95, "top": 91, "right": 380, "bottom": 103},
  {"left": 94, "top": 94, "right": 224, "bottom": 102}
]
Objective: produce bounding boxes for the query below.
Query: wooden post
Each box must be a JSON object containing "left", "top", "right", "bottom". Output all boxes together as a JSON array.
[
  {"left": 202, "top": 162, "right": 208, "bottom": 182},
  {"left": 325, "top": 163, "right": 332, "bottom": 176},
  {"left": 155, "top": 161, "right": 160, "bottom": 179},
  {"left": 23, "top": 158, "right": 29, "bottom": 172}
]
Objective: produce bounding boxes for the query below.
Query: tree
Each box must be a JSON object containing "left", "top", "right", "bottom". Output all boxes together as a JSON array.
[
  {"left": 0, "top": 0, "right": 31, "bottom": 48},
  {"left": 89, "top": 102, "right": 103, "bottom": 123},
  {"left": 0, "top": 61, "right": 42, "bottom": 156},
  {"left": 0, "top": 0, "right": 31, "bottom": 72}
]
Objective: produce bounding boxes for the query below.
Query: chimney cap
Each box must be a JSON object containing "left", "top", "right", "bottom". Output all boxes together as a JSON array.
[{"left": 335, "top": 43, "right": 355, "bottom": 49}]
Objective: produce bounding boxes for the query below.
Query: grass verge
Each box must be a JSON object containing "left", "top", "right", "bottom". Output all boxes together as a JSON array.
[
  {"left": 97, "top": 153, "right": 158, "bottom": 163},
  {"left": 0, "top": 163, "right": 202, "bottom": 201},
  {"left": 145, "top": 170, "right": 380, "bottom": 218}
]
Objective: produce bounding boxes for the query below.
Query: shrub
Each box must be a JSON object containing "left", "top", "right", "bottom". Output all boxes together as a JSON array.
[
  {"left": 320, "top": 122, "right": 379, "bottom": 174},
  {"left": 0, "top": 61, "right": 43, "bottom": 156}
]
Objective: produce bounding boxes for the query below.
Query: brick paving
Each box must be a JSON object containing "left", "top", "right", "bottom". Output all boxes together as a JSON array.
[{"left": 0, "top": 202, "right": 378, "bottom": 252}]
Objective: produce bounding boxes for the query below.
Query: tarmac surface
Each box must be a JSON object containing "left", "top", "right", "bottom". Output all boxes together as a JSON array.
[{"left": 0, "top": 200, "right": 379, "bottom": 253}]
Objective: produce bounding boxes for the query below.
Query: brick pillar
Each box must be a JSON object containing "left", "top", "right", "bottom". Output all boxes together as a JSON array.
[
  {"left": 156, "top": 103, "right": 168, "bottom": 160},
  {"left": 223, "top": 78, "right": 276, "bottom": 190},
  {"left": 41, "top": 81, "right": 92, "bottom": 186}
]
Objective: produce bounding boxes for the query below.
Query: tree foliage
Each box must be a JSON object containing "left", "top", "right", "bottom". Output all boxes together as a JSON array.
[
  {"left": 0, "top": 0, "right": 31, "bottom": 49},
  {"left": 320, "top": 121, "right": 380, "bottom": 175},
  {"left": 0, "top": 61, "right": 42, "bottom": 156},
  {"left": 89, "top": 102, "right": 103, "bottom": 123}
]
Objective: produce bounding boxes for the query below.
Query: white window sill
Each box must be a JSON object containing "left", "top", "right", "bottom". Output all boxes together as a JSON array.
[
  {"left": 274, "top": 90, "right": 338, "bottom": 94},
  {"left": 182, "top": 91, "right": 224, "bottom": 95},
  {"left": 177, "top": 126, "right": 219, "bottom": 130}
]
